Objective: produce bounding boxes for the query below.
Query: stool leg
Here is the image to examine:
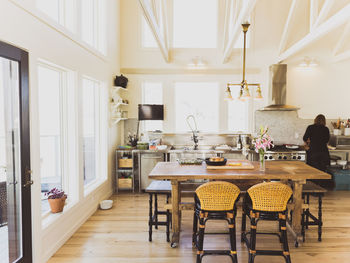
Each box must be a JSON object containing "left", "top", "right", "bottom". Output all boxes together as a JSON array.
[
  {"left": 318, "top": 195, "right": 323, "bottom": 242},
  {"left": 192, "top": 212, "right": 198, "bottom": 247},
  {"left": 148, "top": 193, "right": 153, "bottom": 242},
  {"left": 196, "top": 216, "right": 205, "bottom": 263},
  {"left": 166, "top": 194, "right": 170, "bottom": 242},
  {"left": 305, "top": 194, "right": 310, "bottom": 229},
  {"left": 302, "top": 209, "right": 305, "bottom": 242},
  {"left": 241, "top": 210, "right": 246, "bottom": 242},
  {"left": 154, "top": 194, "right": 158, "bottom": 229},
  {"left": 228, "top": 215, "right": 238, "bottom": 263},
  {"left": 249, "top": 216, "right": 257, "bottom": 263},
  {"left": 280, "top": 214, "right": 291, "bottom": 263}
]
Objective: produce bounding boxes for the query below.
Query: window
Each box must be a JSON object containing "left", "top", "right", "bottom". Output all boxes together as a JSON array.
[
  {"left": 37, "top": 0, "right": 75, "bottom": 32},
  {"left": 142, "top": 17, "right": 158, "bottom": 48},
  {"left": 173, "top": 0, "right": 218, "bottom": 48},
  {"left": 142, "top": 82, "right": 163, "bottom": 131},
  {"left": 175, "top": 82, "right": 219, "bottom": 132},
  {"left": 227, "top": 100, "right": 249, "bottom": 132},
  {"left": 81, "top": 0, "right": 107, "bottom": 54},
  {"left": 38, "top": 63, "right": 65, "bottom": 214},
  {"left": 82, "top": 78, "right": 100, "bottom": 186}
]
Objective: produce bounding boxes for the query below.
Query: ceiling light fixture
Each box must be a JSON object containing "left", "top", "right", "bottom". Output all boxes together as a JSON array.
[
  {"left": 225, "top": 22, "right": 262, "bottom": 101},
  {"left": 298, "top": 57, "right": 318, "bottom": 68}
]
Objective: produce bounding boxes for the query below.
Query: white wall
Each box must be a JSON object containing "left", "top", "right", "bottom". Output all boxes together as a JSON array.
[{"left": 0, "top": 0, "right": 120, "bottom": 262}]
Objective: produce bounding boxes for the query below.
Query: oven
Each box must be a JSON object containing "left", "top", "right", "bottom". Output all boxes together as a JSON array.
[{"left": 264, "top": 145, "right": 306, "bottom": 162}]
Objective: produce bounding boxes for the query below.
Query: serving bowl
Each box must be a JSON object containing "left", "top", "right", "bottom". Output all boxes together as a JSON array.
[{"left": 205, "top": 157, "right": 227, "bottom": 166}]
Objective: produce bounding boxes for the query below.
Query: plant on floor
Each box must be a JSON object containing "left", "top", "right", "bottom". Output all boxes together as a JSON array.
[
  {"left": 45, "top": 188, "right": 67, "bottom": 213},
  {"left": 253, "top": 126, "right": 273, "bottom": 171}
]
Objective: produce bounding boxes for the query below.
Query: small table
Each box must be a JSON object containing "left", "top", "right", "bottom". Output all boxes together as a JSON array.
[{"left": 149, "top": 161, "right": 331, "bottom": 247}]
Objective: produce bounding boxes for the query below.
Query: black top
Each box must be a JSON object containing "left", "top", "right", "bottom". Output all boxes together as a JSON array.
[{"left": 303, "top": 124, "right": 330, "bottom": 152}]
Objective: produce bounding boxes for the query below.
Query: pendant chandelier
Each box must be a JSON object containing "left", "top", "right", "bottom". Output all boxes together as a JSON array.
[{"left": 225, "top": 22, "right": 263, "bottom": 101}]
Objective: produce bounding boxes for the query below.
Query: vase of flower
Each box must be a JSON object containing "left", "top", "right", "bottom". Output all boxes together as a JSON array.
[
  {"left": 253, "top": 126, "right": 273, "bottom": 172},
  {"left": 45, "top": 188, "right": 67, "bottom": 213}
]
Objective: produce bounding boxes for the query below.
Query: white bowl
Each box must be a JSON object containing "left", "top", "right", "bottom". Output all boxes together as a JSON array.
[
  {"left": 100, "top": 200, "right": 113, "bottom": 210},
  {"left": 156, "top": 145, "right": 167, "bottom": 150}
]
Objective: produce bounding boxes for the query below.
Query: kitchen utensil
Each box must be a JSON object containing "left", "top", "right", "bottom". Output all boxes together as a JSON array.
[
  {"left": 337, "top": 160, "right": 347, "bottom": 166},
  {"left": 285, "top": 144, "right": 299, "bottom": 149},
  {"left": 178, "top": 159, "right": 203, "bottom": 165},
  {"left": 205, "top": 157, "right": 227, "bottom": 166}
]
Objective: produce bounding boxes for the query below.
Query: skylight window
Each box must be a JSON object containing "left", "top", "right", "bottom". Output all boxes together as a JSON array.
[{"left": 173, "top": 0, "right": 218, "bottom": 48}]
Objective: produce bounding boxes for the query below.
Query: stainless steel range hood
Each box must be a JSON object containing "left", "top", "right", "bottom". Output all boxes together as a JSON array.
[{"left": 259, "top": 64, "right": 299, "bottom": 111}]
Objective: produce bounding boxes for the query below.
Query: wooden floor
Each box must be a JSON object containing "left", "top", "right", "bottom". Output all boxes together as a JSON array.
[{"left": 48, "top": 191, "right": 350, "bottom": 263}]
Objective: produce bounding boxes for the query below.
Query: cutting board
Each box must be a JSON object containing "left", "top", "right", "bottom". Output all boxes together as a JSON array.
[{"left": 206, "top": 160, "right": 255, "bottom": 170}]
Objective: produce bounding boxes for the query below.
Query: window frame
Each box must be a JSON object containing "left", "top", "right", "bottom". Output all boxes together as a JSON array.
[{"left": 37, "top": 59, "right": 78, "bottom": 217}]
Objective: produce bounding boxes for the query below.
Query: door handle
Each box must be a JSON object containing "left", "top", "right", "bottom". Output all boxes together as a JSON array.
[{"left": 23, "top": 167, "right": 33, "bottom": 188}]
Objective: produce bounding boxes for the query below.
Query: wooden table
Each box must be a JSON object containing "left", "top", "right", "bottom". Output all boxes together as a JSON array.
[{"left": 149, "top": 161, "right": 331, "bottom": 247}]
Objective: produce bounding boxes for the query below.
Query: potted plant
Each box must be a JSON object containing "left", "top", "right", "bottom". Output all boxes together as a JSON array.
[{"left": 45, "top": 188, "right": 67, "bottom": 213}]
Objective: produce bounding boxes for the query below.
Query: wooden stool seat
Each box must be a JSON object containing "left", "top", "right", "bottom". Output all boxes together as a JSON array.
[
  {"left": 302, "top": 181, "right": 327, "bottom": 242},
  {"left": 145, "top": 180, "right": 171, "bottom": 242}
]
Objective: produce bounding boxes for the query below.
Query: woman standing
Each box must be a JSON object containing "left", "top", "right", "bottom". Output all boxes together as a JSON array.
[{"left": 303, "top": 114, "right": 330, "bottom": 172}]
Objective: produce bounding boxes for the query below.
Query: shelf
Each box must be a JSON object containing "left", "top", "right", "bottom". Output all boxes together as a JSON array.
[
  {"left": 112, "top": 118, "right": 128, "bottom": 124},
  {"left": 113, "top": 86, "right": 128, "bottom": 92}
]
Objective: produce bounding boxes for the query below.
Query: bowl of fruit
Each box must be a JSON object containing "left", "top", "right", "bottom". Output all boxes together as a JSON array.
[{"left": 205, "top": 157, "right": 227, "bottom": 166}]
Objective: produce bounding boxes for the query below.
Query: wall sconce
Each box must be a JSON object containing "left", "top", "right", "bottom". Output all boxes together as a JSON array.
[
  {"left": 187, "top": 56, "right": 207, "bottom": 69},
  {"left": 298, "top": 57, "right": 318, "bottom": 68}
]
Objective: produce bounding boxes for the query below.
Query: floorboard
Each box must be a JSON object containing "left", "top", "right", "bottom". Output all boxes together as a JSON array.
[{"left": 48, "top": 191, "right": 350, "bottom": 263}]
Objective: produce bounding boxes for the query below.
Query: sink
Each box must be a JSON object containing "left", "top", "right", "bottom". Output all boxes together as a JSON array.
[{"left": 170, "top": 145, "right": 215, "bottom": 151}]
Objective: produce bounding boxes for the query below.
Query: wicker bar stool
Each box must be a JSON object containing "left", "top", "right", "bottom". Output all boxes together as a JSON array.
[
  {"left": 145, "top": 180, "right": 171, "bottom": 242},
  {"left": 192, "top": 181, "right": 240, "bottom": 263},
  {"left": 241, "top": 182, "right": 293, "bottom": 263}
]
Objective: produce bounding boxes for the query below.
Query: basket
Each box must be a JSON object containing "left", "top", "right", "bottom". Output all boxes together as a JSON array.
[
  {"left": 119, "top": 158, "right": 133, "bottom": 168},
  {"left": 118, "top": 178, "right": 132, "bottom": 189}
]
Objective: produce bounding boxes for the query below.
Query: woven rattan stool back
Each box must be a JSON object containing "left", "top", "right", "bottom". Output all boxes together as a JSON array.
[
  {"left": 195, "top": 181, "right": 240, "bottom": 211},
  {"left": 248, "top": 182, "right": 293, "bottom": 212}
]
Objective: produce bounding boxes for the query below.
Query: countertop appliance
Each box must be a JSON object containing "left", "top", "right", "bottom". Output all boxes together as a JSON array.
[{"left": 264, "top": 145, "right": 306, "bottom": 161}]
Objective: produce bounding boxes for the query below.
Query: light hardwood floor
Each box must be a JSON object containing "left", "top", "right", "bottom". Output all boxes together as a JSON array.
[{"left": 48, "top": 191, "right": 350, "bottom": 263}]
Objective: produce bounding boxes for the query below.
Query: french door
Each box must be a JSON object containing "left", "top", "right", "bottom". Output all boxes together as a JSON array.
[{"left": 0, "top": 41, "right": 32, "bottom": 263}]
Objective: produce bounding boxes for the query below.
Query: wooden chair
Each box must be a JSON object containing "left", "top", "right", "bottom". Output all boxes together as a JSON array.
[
  {"left": 242, "top": 182, "right": 293, "bottom": 263},
  {"left": 145, "top": 180, "right": 171, "bottom": 242},
  {"left": 193, "top": 181, "right": 240, "bottom": 263},
  {"left": 302, "top": 181, "right": 327, "bottom": 242}
]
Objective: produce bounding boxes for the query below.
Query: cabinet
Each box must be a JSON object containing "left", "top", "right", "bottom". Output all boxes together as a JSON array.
[{"left": 115, "top": 150, "right": 134, "bottom": 192}]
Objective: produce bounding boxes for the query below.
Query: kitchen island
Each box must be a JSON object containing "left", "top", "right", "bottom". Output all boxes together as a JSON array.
[{"left": 149, "top": 161, "right": 331, "bottom": 247}]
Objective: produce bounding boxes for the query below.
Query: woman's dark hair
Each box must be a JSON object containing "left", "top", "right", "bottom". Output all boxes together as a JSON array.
[{"left": 314, "top": 114, "right": 326, "bottom": 126}]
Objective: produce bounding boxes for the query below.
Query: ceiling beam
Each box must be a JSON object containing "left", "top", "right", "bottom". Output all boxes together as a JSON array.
[
  {"left": 309, "top": 0, "right": 319, "bottom": 31},
  {"left": 223, "top": 0, "right": 234, "bottom": 51},
  {"left": 278, "top": 0, "right": 301, "bottom": 55},
  {"left": 139, "top": 0, "right": 170, "bottom": 62},
  {"left": 333, "top": 49, "right": 350, "bottom": 63},
  {"left": 333, "top": 21, "right": 350, "bottom": 56},
  {"left": 278, "top": 3, "right": 350, "bottom": 62},
  {"left": 313, "top": 0, "right": 334, "bottom": 28},
  {"left": 222, "top": 0, "right": 257, "bottom": 64}
]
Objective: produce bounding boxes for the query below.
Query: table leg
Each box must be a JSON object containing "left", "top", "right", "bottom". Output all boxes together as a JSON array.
[
  {"left": 171, "top": 180, "right": 180, "bottom": 248},
  {"left": 292, "top": 180, "right": 305, "bottom": 246}
]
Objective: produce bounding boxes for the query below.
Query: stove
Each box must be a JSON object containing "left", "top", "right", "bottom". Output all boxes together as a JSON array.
[{"left": 264, "top": 145, "right": 306, "bottom": 162}]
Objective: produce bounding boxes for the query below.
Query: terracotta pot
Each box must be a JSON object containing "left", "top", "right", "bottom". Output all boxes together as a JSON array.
[{"left": 48, "top": 195, "right": 67, "bottom": 213}]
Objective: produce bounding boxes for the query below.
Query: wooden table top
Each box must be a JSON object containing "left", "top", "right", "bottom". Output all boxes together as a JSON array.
[{"left": 149, "top": 161, "right": 332, "bottom": 181}]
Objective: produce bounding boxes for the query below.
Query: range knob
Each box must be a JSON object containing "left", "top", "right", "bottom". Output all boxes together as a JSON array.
[
  {"left": 278, "top": 156, "right": 282, "bottom": 160},
  {"left": 264, "top": 156, "right": 268, "bottom": 160},
  {"left": 269, "top": 156, "right": 273, "bottom": 160},
  {"left": 292, "top": 156, "right": 296, "bottom": 160},
  {"left": 297, "top": 156, "right": 302, "bottom": 160},
  {"left": 283, "top": 156, "right": 287, "bottom": 160}
]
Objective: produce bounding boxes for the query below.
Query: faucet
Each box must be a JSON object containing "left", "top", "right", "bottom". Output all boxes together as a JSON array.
[{"left": 186, "top": 115, "right": 199, "bottom": 150}]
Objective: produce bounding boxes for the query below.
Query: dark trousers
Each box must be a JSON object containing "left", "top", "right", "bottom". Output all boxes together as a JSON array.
[{"left": 307, "top": 151, "right": 333, "bottom": 188}]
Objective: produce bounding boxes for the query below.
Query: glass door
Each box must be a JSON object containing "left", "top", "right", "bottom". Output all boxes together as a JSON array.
[{"left": 0, "top": 42, "right": 32, "bottom": 263}]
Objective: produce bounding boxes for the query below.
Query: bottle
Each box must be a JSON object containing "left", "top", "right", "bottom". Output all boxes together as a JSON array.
[{"left": 237, "top": 135, "right": 242, "bottom": 150}]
